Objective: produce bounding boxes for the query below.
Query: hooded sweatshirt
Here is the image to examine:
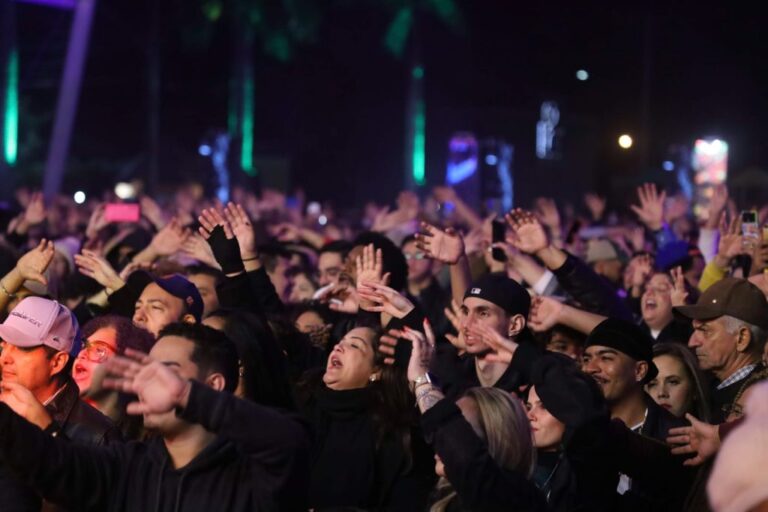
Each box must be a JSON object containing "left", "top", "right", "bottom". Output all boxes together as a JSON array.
[{"left": 0, "top": 381, "right": 310, "bottom": 512}]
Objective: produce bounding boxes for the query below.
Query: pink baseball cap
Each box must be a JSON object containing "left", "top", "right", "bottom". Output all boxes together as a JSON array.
[{"left": 0, "top": 297, "right": 81, "bottom": 356}]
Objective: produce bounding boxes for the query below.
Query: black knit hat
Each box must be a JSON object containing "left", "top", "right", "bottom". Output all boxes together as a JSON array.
[
  {"left": 531, "top": 353, "right": 608, "bottom": 428},
  {"left": 584, "top": 318, "right": 658, "bottom": 382},
  {"left": 463, "top": 273, "right": 531, "bottom": 317}
]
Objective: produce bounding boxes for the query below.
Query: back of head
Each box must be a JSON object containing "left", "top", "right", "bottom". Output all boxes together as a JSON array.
[
  {"left": 352, "top": 232, "right": 408, "bottom": 292},
  {"left": 212, "top": 310, "right": 295, "bottom": 409},
  {"left": 157, "top": 323, "right": 239, "bottom": 393},
  {"left": 464, "top": 387, "right": 535, "bottom": 478}
]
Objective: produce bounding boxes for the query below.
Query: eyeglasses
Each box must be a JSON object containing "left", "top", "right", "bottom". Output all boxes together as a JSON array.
[
  {"left": 79, "top": 340, "right": 117, "bottom": 363},
  {"left": 404, "top": 252, "right": 426, "bottom": 261}
]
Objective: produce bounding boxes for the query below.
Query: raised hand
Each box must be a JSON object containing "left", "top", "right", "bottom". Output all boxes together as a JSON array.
[
  {"left": 468, "top": 323, "right": 519, "bottom": 364},
  {"left": 714, "top": 212, "right": 744, "bottom": 268},
  {"left": 0, "top": 381, "right": 53, "bottom": 429},
  {"left": 104, "top": 349, "right": 190, "bottom": 415},
  {"left": 444, "top": 299, "right": 467, "bottom": 352},
  {"left": 181, "top": 234, "right": 222, "bottom": 270},
  {"left": 317, "top": 282, "right": 360, "bottom": 314},
  {"left": 667, "top": 414, "right": 721, "bottom": 466},
  {"left": 223, "top": 202, "right": 257, "bottom": 259},
  {"left": 198, "top": 208, "right": 233, "bottom": 239},
  {"left": 150, "top": 217, "right": 191, "bottom": 256},
  {"left": 630, "top": 183, "right": 666, "bottom": 231},
  {"left": 16, "top": 239, "right": 55, "bottom": 286},
  {"left": 505, "top": 209, "right": 549, "bottom": 255},
  {"left": 118, "top": 261, "right": 156, "bottom": 282},
  {"left": 534, "top": 197, "right": 561, "bottom": 231},
  {"left": 397, "top": 321, "right": 436, "bottom": 383},
  {"left": 23, "top": 192, "right": 47, "bottom": 227},
  {"left": 706, "top": 184, "right": 729, "bottom": 228},
  {"left": 670, "top": 266, "right": 689, "bottom": 307},
  {"left": 357, "top": 282, "right": 415, "bottom": 319},
  {"left": 627, "top": 225, "right": 647, "bottom": 253},
  {"left": 85, "top": 204, "right": 108, "bottom": 240},
  {"left": 528, "top": 296, "right": 564, "bottom": 333},
  {"left": 198, "top": 208, "right": 245, "bottom": 274},
  {"left": 415, "top": 222, "right": 465, "bottom": 264},
  {"left": 74, "top": 250, "right": 125, "bottom": 291},
  {"left": 139, "top": 196, "right": 166, "bottom": 230},
  {"left": 630, "top": 253, "right": 654, "bottom": 289}
]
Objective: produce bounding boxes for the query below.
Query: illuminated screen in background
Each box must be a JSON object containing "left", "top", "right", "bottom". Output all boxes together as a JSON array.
[{"left": 692, "top": 138, "right": 728, "bottom": 219}]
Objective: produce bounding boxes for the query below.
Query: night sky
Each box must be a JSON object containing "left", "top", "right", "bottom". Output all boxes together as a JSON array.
[{"left": 12, "top": 1, "right": 768, "bottom": 209}]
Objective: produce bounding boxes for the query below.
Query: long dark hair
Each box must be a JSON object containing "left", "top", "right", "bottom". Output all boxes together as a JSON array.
[
  {"left": 652, "top": 342, "right": 712, "bottom": 422},
  {"left": 207, "top": 309, "right": 296, "bottom": 410}
]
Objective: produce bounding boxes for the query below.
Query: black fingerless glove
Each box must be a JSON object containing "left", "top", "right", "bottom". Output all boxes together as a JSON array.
[{"left": 207, "top": 226, "right": 245, "bottom": 274}]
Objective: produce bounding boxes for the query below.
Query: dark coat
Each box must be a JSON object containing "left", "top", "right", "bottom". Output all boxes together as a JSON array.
[
  {"left": 0, "top": 379, "right": 121, "bottom": 512},
  {"left": 301, "top": 384, "right": 435, "bottom": 511},
  {"left": 612, "top": 395, "right": 694, "bottom": 512},
  {"left": 0, "top": 381, "right": 310, "bottom": 512}
]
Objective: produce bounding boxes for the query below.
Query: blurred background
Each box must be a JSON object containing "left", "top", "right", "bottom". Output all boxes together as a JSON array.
[{"left": 3, "top": 0, "right": 768, "bottom": 209}]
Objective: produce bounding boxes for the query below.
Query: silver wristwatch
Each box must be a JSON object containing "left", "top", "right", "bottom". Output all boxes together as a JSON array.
[{"left": 412, "top": 373, "right": 432, "bottom": 390}]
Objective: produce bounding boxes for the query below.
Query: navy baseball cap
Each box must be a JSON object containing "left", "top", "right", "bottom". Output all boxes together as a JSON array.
[{"left": 153, "top": 274, "right": 204, "bottom": 322}]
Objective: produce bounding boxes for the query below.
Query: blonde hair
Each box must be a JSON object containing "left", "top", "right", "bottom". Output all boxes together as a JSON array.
[{"left": 430, "top": 387, "right": 536, "bottom": 511}]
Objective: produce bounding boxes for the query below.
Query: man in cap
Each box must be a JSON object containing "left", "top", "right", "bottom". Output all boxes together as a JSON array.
[
  {"left": 581, "top": 317, "right": 689, "bottom": 510},
  {"left": 0, "top": 296, "right": 120, "bottom": 510},
  {"left": 132, "top": 273, "right": 204, "bottom": 337},
  {"left": 585, "top": 239, "right": 626, "bottom": 288},
  {"left": 674, "top": 277, "right": 768, "bottom": 423},
  {"left": 431, "top": 272, "right": 543, "bottom": 398}
]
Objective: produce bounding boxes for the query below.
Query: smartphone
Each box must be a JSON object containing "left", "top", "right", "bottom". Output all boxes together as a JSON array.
[
  {"left": 742, "top": 210, "right": 759, "bottom": 250},
  {"left": 492, "top": 219, "right": 507, "bottom": 262},
  {"left": 105, "top": 203, "right": 141, "bottom": 223}
]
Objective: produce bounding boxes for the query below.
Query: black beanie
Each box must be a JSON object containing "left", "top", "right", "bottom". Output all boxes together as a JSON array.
[
  {"left": 531, "top": 353, "right": 608, "bottom": 428},
  {"left": 463, "top": 273, "right": 531, "bottom": 317},
  {"left": 584, "top": 318, "right": 658, "bottom": 382}
]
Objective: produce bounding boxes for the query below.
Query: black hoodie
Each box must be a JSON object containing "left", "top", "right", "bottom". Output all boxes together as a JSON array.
[{"left": 0, "top": 381, "right": 310, "bottom": 512}]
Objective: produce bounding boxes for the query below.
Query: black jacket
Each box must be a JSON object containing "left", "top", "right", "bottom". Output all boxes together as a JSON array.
[
  {"left": 640, "top": 319, "right": 693, "bottom": 346},
  {"left": 0, "top": 381, "right": 310, "bottom": 512},
  {"left": 431, "top": 332, "right": 545, "bottom": 400},
  {"left": 301, "top": 384, "right": 435, "bottom": 511},
  {"left": 422, "top": 399, "right": 549, "bottom": 512},
  {"left": 551, "top": 253, "right": 633, "bottom": 321},
  {"left": 0, "top": 379, "right": 121, "bottom": 512},
  {"left": 613, "top": 395, "right": 693, "bottom": 512}
]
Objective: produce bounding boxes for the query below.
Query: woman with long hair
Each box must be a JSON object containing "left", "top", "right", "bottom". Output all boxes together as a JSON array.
[
  {"left": 398, "top": 324, "right": 547, "bottom": 512},
  {"left": 646, "top": 342, "right": 712, "bottom": 422},
  {"left": 298, "top": 323, "right": 435, "bottom": 511},
  {"left": 203, "top": 309, "right": 295, "bottom": 410}
]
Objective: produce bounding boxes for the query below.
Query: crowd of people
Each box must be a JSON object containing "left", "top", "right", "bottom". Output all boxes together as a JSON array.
[{"left": 0, "top": 180, "right": 765, "bottom": 511}]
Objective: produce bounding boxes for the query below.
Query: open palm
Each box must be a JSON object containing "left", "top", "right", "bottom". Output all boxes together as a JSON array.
[{"left": 417, "top": 223, "right": 464, "bottom": 264}]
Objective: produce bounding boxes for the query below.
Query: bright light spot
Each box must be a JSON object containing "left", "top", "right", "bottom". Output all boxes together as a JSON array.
[
  {"left": 318, "top": 215, "right": 328, "bottom": 226},
  {"left": 115, "top": 182, "right": 136, "bottom": 200},
  {"left": 662, "top": 160, "right": 675, "bottom": 172},
  {"left": 485, "top": 154, "right": 498, "bottom": 165},
  {"left": 73, "top": 191, "right": 86, "bottom": 204},
  {"left": 576, "top": 69, "right": 589, "bottom": 81},
  {"left": 198, "top": 144, "right": 212, "bottom": 156},
  {"left": 618, "top": 134, "right": 633, "bottom": 149}
]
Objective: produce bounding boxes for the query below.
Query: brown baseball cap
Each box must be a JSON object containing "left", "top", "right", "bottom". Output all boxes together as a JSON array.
[{"left": 673, "top": 277, "right": 768, "bottom": 329}]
